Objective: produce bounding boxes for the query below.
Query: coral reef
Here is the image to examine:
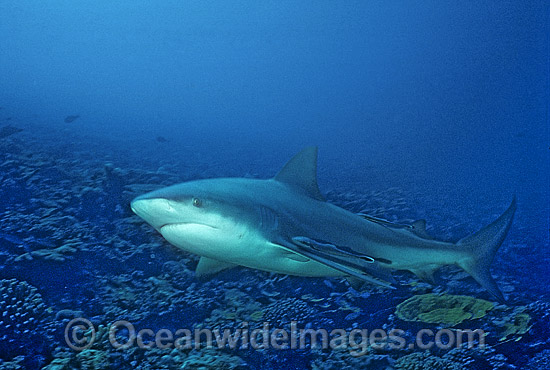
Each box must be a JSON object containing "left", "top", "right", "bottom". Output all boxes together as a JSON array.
[
  {"left": 310, "top": 347, "right": 391, "bottom": 370},
  {"left": 526, "top": 349, "right": 550, "bottom": 370},
  {"left": 0, "top": 356, "right": 25, "bottom": 370},
  {"left": 442, "top": 343, "right": 513, "bottom": 369},
  {"left": 394, "top": 351, "right": 463, "bottom": 370},
  {"left": 0, "top": 127, "right": 547, "bottom": 370},
  {"left": 182, "top": 349, "right": 247, "bottom": 370}
]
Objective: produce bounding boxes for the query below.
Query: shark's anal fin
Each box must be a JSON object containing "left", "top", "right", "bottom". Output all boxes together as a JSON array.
[
  {"left": 274, "top": 146, "right": 325, "bottom": 201},
  {"left": 411, "top": 265, "right": 438, "bottom": 284},
  {"left": 195, "top": 257, "right": 237, "bottom": 278}
]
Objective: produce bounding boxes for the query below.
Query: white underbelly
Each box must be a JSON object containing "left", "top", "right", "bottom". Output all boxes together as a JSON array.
[
  {"left": 232, "top": 240, "right": 343, "bottom": 277},
  {"left": 161, "top": 223, "right": 343, "bottom": 277}
]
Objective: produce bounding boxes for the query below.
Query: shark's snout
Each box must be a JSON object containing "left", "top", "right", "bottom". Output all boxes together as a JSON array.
[
  {"left": 130, "top": 197, "right": 151, "bottom": 217},
  {"left": 131, "top": 197, "right": 177, "bottom": 230}
]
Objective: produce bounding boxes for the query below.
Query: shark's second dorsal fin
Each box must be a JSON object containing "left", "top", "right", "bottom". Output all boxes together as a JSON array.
[
  {"left": 411, "top": 219, "right": 433, "bottom": 239},
  {"left": 274, "top": 146, "right": 325, "bottom": 201}
]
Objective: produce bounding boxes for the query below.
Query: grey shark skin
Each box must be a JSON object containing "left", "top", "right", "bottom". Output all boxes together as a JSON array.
[{"left": 131, "top": 147, "right": 516, "bottom": 302}]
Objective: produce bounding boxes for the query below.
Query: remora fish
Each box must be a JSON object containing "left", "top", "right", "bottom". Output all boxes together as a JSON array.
[{"left": 131, "top": 147, "right": 515, "bottom": 302}]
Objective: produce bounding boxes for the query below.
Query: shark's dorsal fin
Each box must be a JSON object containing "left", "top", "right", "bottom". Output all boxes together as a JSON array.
[{"left": 274, "top": 146, "right": 325, "bottom": 201}]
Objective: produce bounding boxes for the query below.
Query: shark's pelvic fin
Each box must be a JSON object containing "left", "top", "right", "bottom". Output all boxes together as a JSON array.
[
  {"left": 456, "top": 197, "right": 517, "bottom": 303},
  {"left": 346, "top": 277, "right": 366, "bottom": 291},
  {"left": 274, "top": 146, "right": 325, "bottom": 201},
  {"left": 195, "top": 257, "right": 237, "bottom": 277}
]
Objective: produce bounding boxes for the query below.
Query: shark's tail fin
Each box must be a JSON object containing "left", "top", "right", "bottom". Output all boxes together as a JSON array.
[{"left": 456, "top": 197, "right": 517, "bottom": 303}]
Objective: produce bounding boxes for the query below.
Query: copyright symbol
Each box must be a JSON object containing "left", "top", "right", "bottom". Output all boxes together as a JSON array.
[{"left": 64, "top": 317, "right": 96, "bottom": 351}]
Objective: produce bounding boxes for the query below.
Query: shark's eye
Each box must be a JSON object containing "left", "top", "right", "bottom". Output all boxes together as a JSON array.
[{"left": 192, "top": 198, "right": 203, "bottom": 208}]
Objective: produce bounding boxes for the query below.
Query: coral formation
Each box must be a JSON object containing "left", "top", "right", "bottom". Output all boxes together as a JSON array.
[
  {"left": 182, "top": 349, "right": 247, "bottom": 370},
  {"left": 263, "top": 298, "right": 312, "bottom": 327},
  {"left": 0, "top": 279, "right": 53, "bottom": 361},
  {"left": 526, "top": 349, "right": 550, "bottom": 370},
  {"left": 494, "top": 309, "right": 532, "bottom": 342},
  {"left": 0, "top": 356, "right": 25, "bottom": 369},
  {"left": 442, "top": 343, "right": 511, "bottom": 369},
  {"left": 310, "top": 347, "right": 391, "bottom": 370},
  {"left": 394, "top": 351, "right": 463, "bottom": 370},
  {"left": 395, "top": 293, "right": 495, "bottom": 326}
]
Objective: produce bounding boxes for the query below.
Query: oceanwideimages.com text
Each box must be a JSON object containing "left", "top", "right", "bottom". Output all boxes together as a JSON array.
[{"left": 65, "top": 318, "right": 486, "bottom": 356}]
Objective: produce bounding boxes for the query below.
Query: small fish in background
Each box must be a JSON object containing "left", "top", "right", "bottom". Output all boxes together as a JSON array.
[
  {"left": 0, "top": 125, "right": 23, "bottom": 139},
  {"left": 64, "top": 115, "right": 80, "bottom": 123},
  {"left": 5, "top": 117, "right": 12, "bottom": 121},
  {"left": 156, "top": 136, "right": 168, "bottom": 143}
]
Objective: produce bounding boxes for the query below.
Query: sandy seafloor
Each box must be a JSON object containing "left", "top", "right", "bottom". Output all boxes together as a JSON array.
[{"left": 0, "top": 124, "right": 549, "bottom": 370}]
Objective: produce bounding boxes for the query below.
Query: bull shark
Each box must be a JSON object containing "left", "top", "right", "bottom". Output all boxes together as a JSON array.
[{"left": 131, "top": 147, "right": 516, "bottom": 302}]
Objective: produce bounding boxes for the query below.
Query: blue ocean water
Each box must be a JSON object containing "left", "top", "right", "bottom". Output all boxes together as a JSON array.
[{"left": 0, "top": 1, "right": 548, "bottom": 369}]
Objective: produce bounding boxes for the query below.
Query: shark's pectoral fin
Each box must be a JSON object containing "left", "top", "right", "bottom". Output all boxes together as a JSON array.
[
  {"left": 195, "top": 257, "right": 237, "bottom": 278},
  {"left": 276, "top": 236, "right": 396, "bottom": 289}
]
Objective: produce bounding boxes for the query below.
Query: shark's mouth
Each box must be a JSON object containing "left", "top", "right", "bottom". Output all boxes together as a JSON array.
[
  {"left": 159, "top": 222, "right": 219, "bottom": 233},
  {"left": 159, "top": 222, "right": 223, "bottom": 251}
]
